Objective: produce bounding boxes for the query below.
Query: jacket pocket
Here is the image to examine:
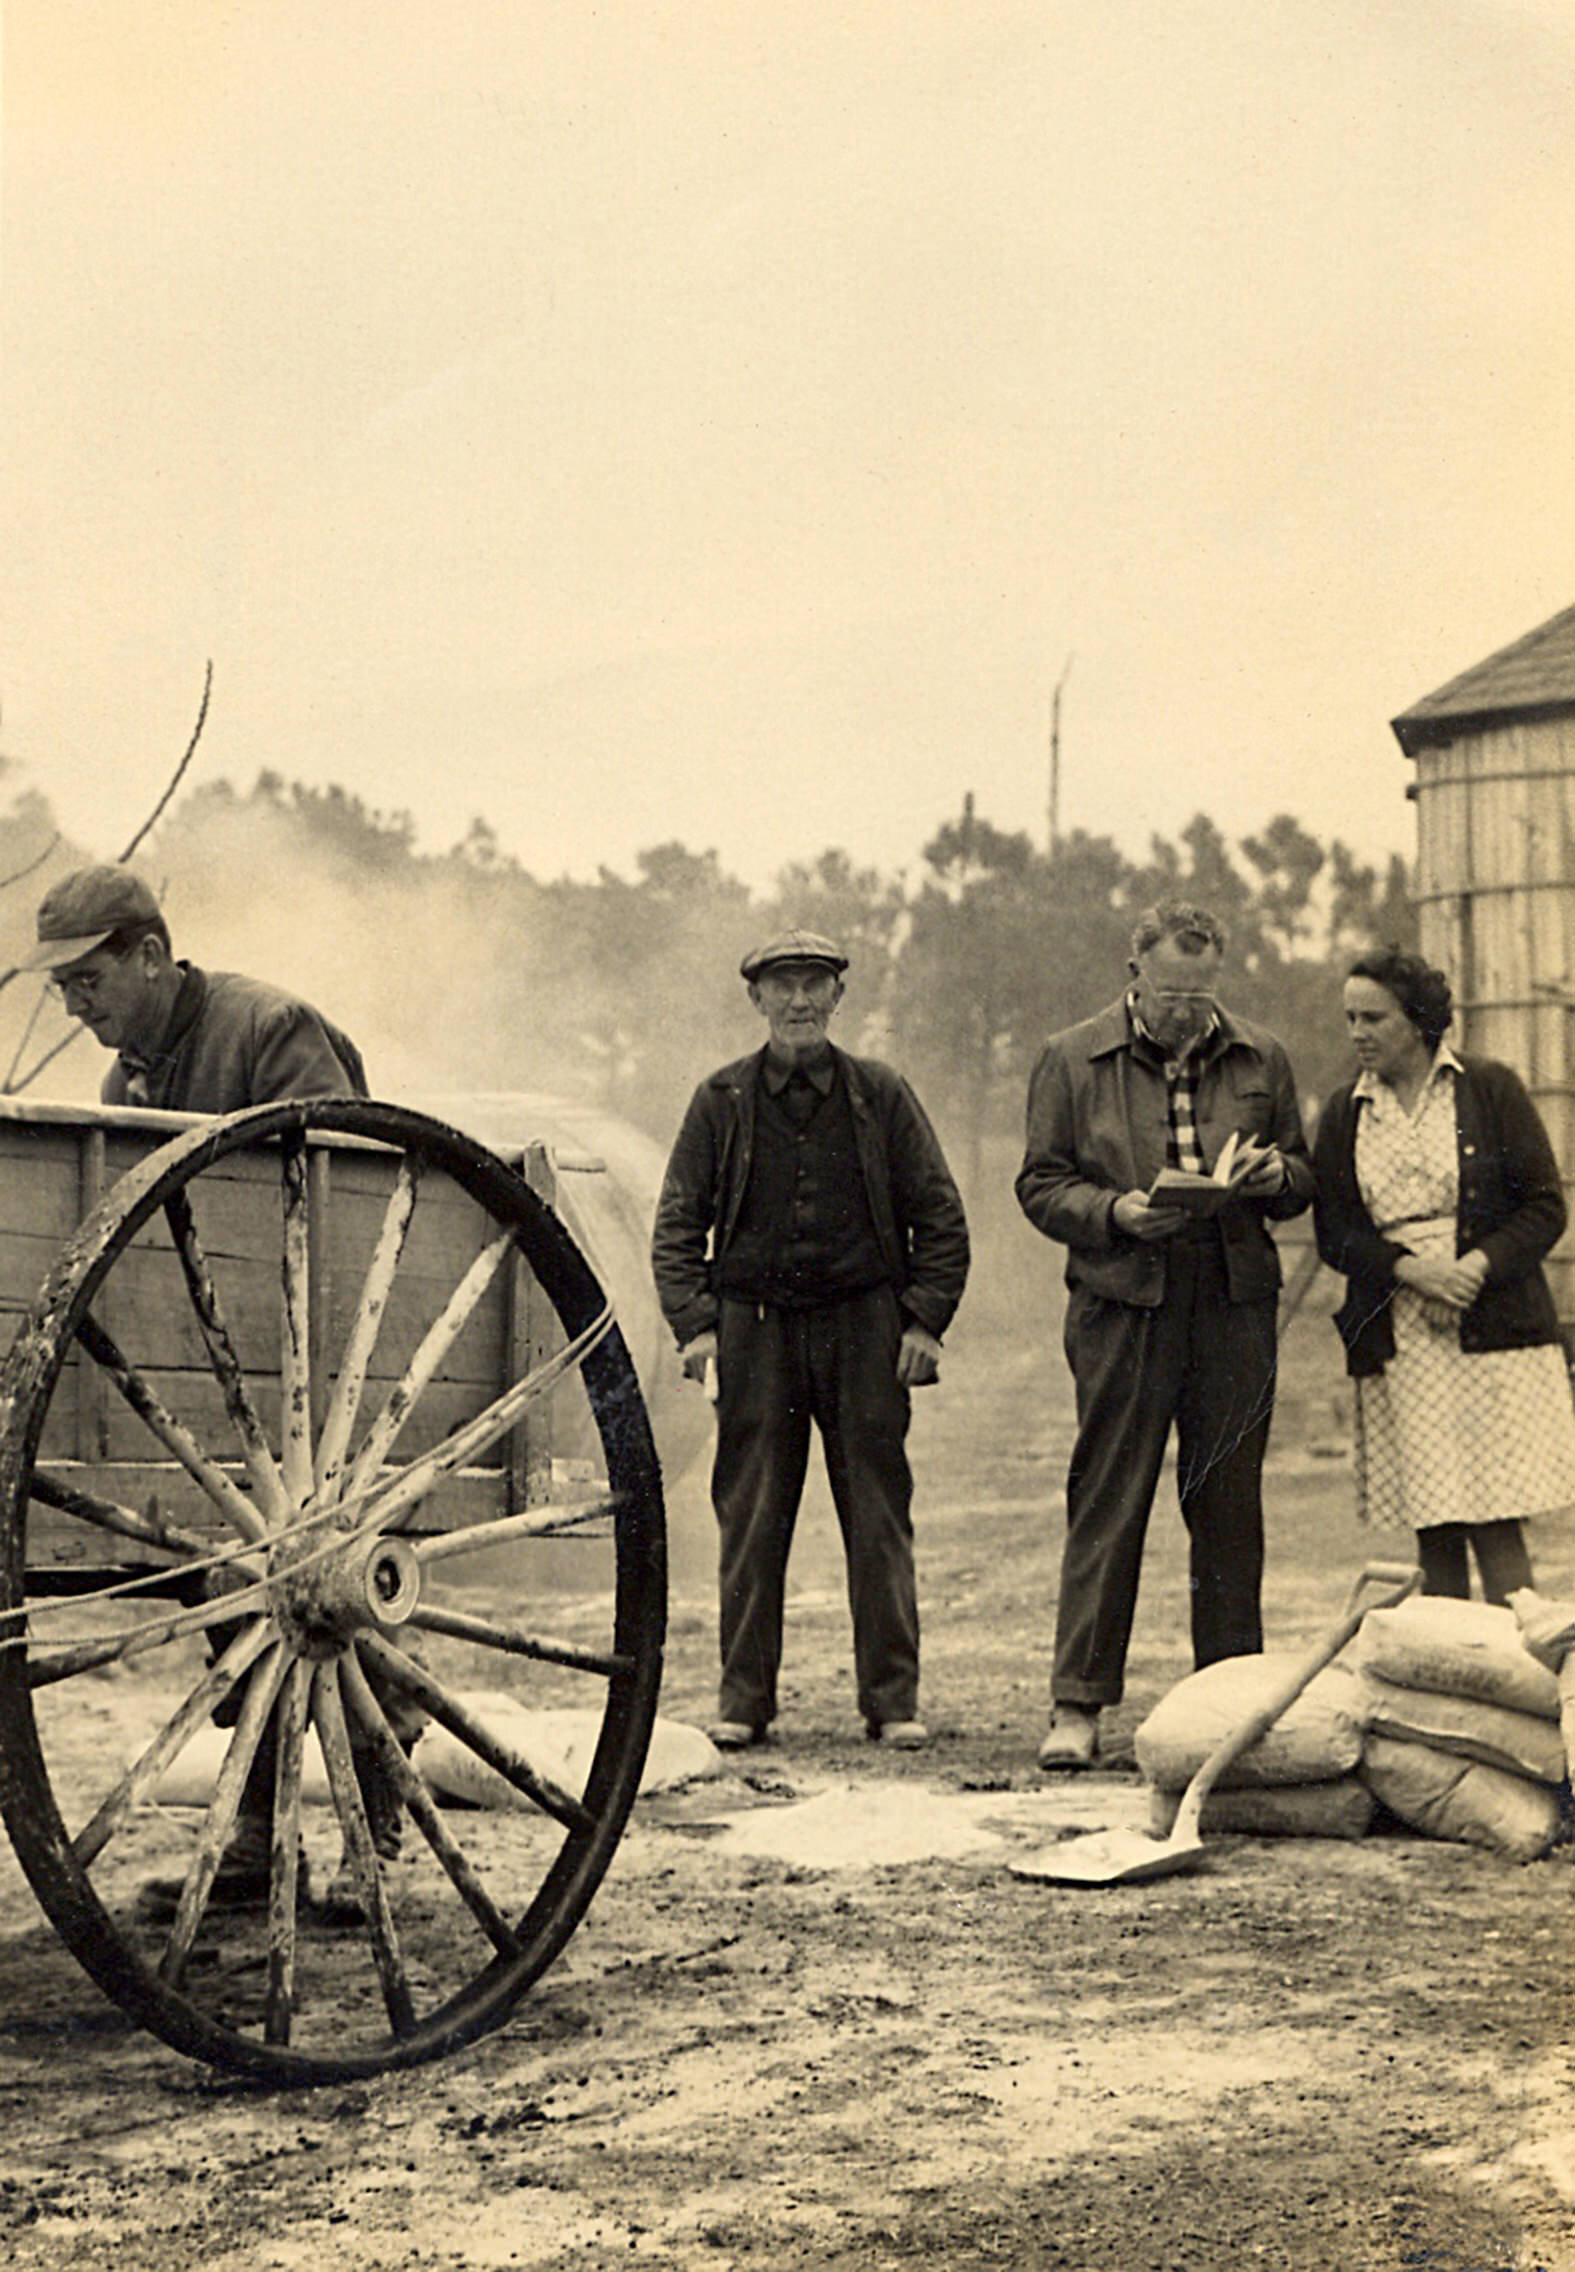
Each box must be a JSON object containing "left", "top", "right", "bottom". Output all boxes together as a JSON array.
[
  {"left": 1068, "top": 1247, "right": 1164, "bottom": 1308},
  {"left": 1229, "top": 1082, "right": 1274, "bottom": 1136}
]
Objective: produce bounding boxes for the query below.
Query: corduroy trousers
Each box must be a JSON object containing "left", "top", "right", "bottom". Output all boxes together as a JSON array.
[{"left": 712, "top": 1286, "right": 917, "bottom": 1731}]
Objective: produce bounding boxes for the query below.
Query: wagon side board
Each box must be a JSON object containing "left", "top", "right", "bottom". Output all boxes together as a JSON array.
[{"left": 0, "top": 1102, "right": 566, "bottom": 1561}]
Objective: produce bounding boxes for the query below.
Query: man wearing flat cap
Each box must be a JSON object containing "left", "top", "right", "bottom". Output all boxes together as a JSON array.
[
  {"left": 26, "top": 864, "right": 367, "bottom": 1109},
  {"left": 652, "top": 929, "right": 969, "bottom": 1751},
  {"left": 25, "top": 863, "right": 411, "bottom": 1920}
]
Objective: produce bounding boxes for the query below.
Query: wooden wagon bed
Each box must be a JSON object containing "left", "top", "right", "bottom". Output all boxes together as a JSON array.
[
  {"left": 0, "top": 1097, "right": 666, "bottom": 2084},
  {"left": 0, "top": 1097, "right": 565, "bottom": 1559}
]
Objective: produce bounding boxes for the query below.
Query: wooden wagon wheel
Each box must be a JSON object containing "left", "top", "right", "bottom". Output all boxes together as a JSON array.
[{"left": 0, "top": 1100, "right": 666, "bottom": 2084}]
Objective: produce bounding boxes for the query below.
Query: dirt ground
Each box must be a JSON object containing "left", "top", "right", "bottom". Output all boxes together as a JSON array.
[{"left": 3, "top": 1275, "right": 1575, "bottom": 2272}]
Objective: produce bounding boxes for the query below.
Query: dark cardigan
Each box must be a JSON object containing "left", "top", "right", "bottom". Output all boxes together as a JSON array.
[{"left": 1312, "top": 1054, "right": 1566, "bottom": 1378}]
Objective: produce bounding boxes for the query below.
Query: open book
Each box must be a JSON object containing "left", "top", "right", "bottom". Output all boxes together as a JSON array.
[{"left": 1147, "top": 1128, "right": 1247, "bottom": 1214}]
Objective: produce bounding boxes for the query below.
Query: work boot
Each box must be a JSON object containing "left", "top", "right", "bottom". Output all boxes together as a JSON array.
[
  {"left": 707, "top": 1719, "right": 768, "bottom": 1751},
  {"left": 319, "top": 1765, "right": 407, "bottom": 1925},
  {"left": 1037, "top": 1704, "right": 1100, "bottom": 1771},
  {"left": 867, "top": 1718, "right": 929, "bottom": 1750},
  {"left": 138, "top": 1813, "right": 309, "bottom": 1922}
]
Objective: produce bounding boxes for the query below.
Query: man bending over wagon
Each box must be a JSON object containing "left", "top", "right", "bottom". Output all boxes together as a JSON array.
[{"left": 24, "top": 863, "right": 411, "bottom": 1920}]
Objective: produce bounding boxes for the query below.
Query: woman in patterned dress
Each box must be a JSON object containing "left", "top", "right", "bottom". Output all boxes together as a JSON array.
[{"left": 1313, "top": 948, "right": 1575, "bottom": 1601}]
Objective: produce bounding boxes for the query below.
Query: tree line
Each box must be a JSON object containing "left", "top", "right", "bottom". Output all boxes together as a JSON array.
[{"left": 0, "top": 763, "right": 1414, "bottom": 1193}]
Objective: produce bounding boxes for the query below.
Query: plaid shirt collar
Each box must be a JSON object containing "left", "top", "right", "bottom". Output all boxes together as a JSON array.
[{"left": 1127, "top": 987, "right": 1218, "bottom": 1173}]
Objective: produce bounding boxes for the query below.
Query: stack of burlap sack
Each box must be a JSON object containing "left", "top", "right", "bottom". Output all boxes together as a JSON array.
[
  {"left": 1136, "top": 1592, "right": 1575, "bottom": 1863},
  {"left": 1353, "top": 1596, "right": 1567, "bottom": 1863},
  {"left": 1137, "top": 1652, "right": 1377, "bottom": 1842}
]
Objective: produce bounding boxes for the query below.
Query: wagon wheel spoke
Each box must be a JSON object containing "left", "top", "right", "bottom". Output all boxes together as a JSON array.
[
  {"left": 26, "top": 1584, "right": 271, "bottom": 1687},
  {"left": 71, "top": 1618, "right": 274, "bottom": 1868},
  {"left": 409, "top": 1495, "right": 618, "bottom": 1568},
  {"left": 29, "top": 1464, "right": 218, "bottom": 1563},
  {"left": 339, "top": 1648, "right": 521, "bottom": 1958},
  {"left": 336, "top": 1229, "right": 517, "bottom": 1509},
  {"left": 407, "top": 1599, "right": 630, "bottom": 1680},
  {"left": 359, "top": 1632, "right": 594, "bottom": 1834},
  {"left": 279, "top": 1134, "right": 315, "bottom": 1508},
  {"left": 157, "top": 1640, "right": 289, "bottom": 1987},
  {"left": 349, "top": 1324, "right": 613, "bottom": 1539},
  {"left": 265, "top": 1657, "right": 314, "bottom": 2046},
  {"left": 71, "top": 1315, "right": 269, "bottom": 1545},
  {"left": 314, "top": 1155, "right": 421, "bottom": 1505},
  {"left": 313, "top": 1662, "right": 416, "bottom": 2037},
  {"left": 165, "top": 1189, "right": 290, "bottom": 1526}
]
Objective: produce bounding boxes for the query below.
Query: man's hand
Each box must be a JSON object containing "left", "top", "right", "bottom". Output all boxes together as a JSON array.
[
  {"left": 896, "top": 1322, "right": 942, "bottom": 1388},
  {"left": 1229, "top": 1136, "right": 1287, "bottom": 1199},
  {"left": 1396, "top": 1251, "right": 1489, "bottom": 1311},
  {"left": 1111, "top": 1190, "right": 1190, "bottom": 1242},
  {"left": 679, "top": 1329, "right": 719, "bottom": 1384}
]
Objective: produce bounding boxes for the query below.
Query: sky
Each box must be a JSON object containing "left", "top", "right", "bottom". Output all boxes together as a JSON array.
[{"left": 3, "top": 0, "right": 1575, "bottom": 893}]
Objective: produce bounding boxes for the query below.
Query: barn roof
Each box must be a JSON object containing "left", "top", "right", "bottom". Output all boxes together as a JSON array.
[{"left": 1391, "top": 599, "right": 1575, "bottom": 755}]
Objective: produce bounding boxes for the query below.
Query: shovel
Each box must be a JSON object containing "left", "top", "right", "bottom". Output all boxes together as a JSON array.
[{"left": 1009, "top": 1561, "right": 1419, "bottom": 1887}]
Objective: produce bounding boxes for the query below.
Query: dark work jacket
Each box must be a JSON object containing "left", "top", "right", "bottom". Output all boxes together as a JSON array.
[
  {"left": 103, "top": 965, "right": 368, "bottom": 1113},
  {"left": 1015, "top": 997, "right": 1313, "bottom": 1308},
  {"left": 1312, "top": 1055, "right": 1566, "bottom": 1378},
  {"left": 651, "top": 1045, "right": 970, "bottom": 1348}
]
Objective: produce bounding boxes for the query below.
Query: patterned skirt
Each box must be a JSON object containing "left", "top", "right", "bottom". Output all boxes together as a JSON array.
[{"left": 1353, "top": 1286, "right": 1575, "bottom": 1531}]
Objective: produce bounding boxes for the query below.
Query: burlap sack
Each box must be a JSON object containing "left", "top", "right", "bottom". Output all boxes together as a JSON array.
[
  {"left": 1135, "top": 1656, "right": 1366, "bottom": 1791},
  {"left": 1353, "top": 1597, "right": 1560, "bottom": 1721},
  {"left": 1360, "top": 1733, "right": 1560, "bottom": 1863},
  {"left": 1509, "top": 1589, "right": 1575, "bottom": 1773},
  {"left": 1148, "top": 1778, "right": 1375, "bottom": 1840},
  {"left": 413, "top": 1696, "right": 723, "bottom": 1807},
  {"left": 1359, "top": 1671, "right": 1565, "bottom": 1786}
]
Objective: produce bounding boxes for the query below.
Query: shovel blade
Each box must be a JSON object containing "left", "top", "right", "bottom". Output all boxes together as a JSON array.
[{"left": 1009, "top": 1825, "right": 1208, "bottom": 1886}]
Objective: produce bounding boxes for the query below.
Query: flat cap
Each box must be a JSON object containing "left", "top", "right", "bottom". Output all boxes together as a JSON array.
[
  {"left": 739, "top": 928, "right": 849, "bottom": 983},
  {"left": 24, "top": 865, "right": 163, "bottom": 971}
]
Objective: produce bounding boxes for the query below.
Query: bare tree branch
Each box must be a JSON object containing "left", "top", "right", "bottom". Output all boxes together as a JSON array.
[
  {"left": 0, "top": 660, "right": 215, "bottom": 1088},
  {"left": 118, "top": 658, "right": 212, "bottom": 861},
  {"left": 3, "top": 980, "right": 51, "bottom": 1091},
  {"left": 5, "top": 1030, "right": 86, "bottom": 1097},
  {"left": 0, "top": 833, "right": 60, "bottom": 895}
]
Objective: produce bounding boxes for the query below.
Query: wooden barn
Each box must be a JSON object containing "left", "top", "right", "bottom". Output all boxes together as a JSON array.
[{"left": 1391, "top": 599, "right": 1575, "bottom": 1333}]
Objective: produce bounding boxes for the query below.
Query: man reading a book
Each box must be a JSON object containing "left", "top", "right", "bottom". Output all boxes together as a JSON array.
[{"left": 1015, "top": 899, "right": 1314, "bottom": 1768}]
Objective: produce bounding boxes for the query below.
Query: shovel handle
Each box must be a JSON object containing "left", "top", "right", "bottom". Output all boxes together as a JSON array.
[
  {"left": 1170, "top": 1562, "right": 1419, "bottom": 1846},
  {"left": 1345, "top": 1561, "right": 1419, "bottom": 1614}
]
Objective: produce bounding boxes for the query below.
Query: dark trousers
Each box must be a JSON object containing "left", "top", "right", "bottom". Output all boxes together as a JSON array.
[
  {"left": 1418, "top": 1519, "right": 1533, "bottom": 1606},
  {"left": 1055, "top": 1233, "right": 1273, "bottom": 1709},
  {"left": 712, "top": 1287, "right": 917, "bottom": 1729}
]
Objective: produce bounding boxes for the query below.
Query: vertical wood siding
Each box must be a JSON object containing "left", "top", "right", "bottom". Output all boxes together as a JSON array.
[{"left": 1411, "top": 716, "right": 1575, "bottom": 1328}]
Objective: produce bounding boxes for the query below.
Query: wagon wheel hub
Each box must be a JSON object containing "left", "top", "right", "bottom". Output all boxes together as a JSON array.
[{"left": 266, "top": 1527, "right": 422, "bottom": 1659}]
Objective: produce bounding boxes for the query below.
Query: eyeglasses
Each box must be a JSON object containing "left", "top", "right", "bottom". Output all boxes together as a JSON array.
[{"left": 45, "top": 962, "right": 114, "bottom": 1007}]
